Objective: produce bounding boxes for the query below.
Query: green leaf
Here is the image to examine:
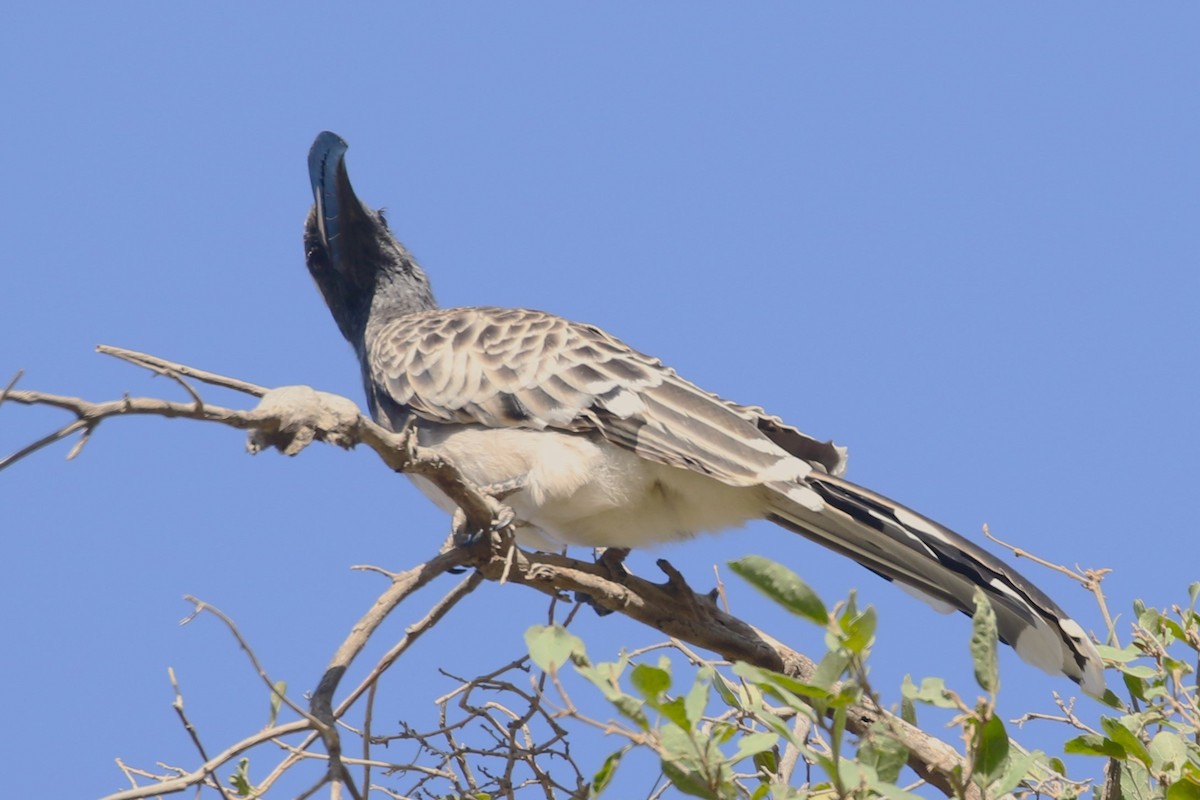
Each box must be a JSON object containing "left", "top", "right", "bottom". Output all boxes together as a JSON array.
[
  {"left": 993, "top": 750, "right": 1038, "bottom": 796},
  {"left": 1102, "top": 716, "right": 1153, "bottom": 768},
  {"left": 1167, "top": 777, "right": 1200, "bottom": 800},
  {"left": 590, "top": 748, "right": 625, "bottom": 797},
  {"left": 1139, "top": 607, "right": 1164, "bottom": 635},
  {"left": 1149, "top": 731, "right": 1188, "bottom": 779},
  {"left": 836, "top": 760, "right": 924, "bottom": 800},
  {"left": 710, "top": 670, "right": 739, "bottom": 709},
  {"left": 971, "top": 713, "right": 1010, "bottom": 787},
  {"left": 729, "top": 555, "right": 827, "bottom": 625},
  {"left": 732, "top": 661, "right": 829, "bottom": 709},
  {"left": 752, "top": 746, "right": 779, "bottom": 777},
  {"left": 661, "top": 721, "right": 705, "bottom": 760},
  {"left": 1063, "top": 733, "right": 1126, "bottom": 759},
  {"left": 1118, "top": 664, "right": 1161, "bottom": 680},
  {"left": 685, "top": 668, "right": 711, "bottom": 725},
  {"left": 660, "top": 757, "right": 716, "bottom": 799},
  {"left": 899, "top": 677, "right": 918, "bottom": 725},
  {"left": 1164, "top": 655, "right": 1195, "bottom": 676},
  {"left": 1122, "top": 670, "right": 1149, "bottom": 703},
  {"left": 901, "top": 676, "right": 960, "bottom": 709},
  {"left": 970, "top": 588, "right": 1000, "bottom": 695},
  {"left": 1096, "top": 643, "right": 1143, "bottom": 664},
  {"left": 731, "top": 732, "right": 779, "bottom": 765},
  {"left": 857, "top": 723, "right": 909, "bottom": 784},
  {"left": 658, "top": 697, "right": 692, "bottom": 731},
  {"left": 524, "top": 625, "right": 587, "bottom": 672},
  {"left": 712, "top": 721, "right": 738, "bottom": 745},
  {"left": 631, "top": 663, "right": 671, "bottom": 701},
  {"left": 1165, "top": 616, "right": 1190, "bottom": 640},
  {"left": 1119, "top": 760, "right": 1156, "bottom": 800},
  {"left": 839, "top": 603, "right": 877, "bottom": 655},
  {"left": 871, "top": 785, "right": 926, "bottom": 800},
  {"left": 228, "top": 757, "right": 252, "bottom": 796},
  {"left": 576, "top": 658, "right": 648, "bottom": 728},
  {"left": 268, "top": 680, "right": 286, "bottom": 727},
  {"left": 812, "top": 649, "right": 851, "bottom": 691},
  {"left": 611, "top": 695, "right": 649, "bottom": 730}
]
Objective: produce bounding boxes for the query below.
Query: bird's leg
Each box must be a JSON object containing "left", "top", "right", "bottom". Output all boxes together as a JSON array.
[
  {"left": 572, "top": 547, "right": 632, "bottom": 617},
  {"left": 596, "top": 547, "right": 631, "bottom": 581},
  {"left": 450, "top": 506, "right": 476, "bottom": 546},
  {"left": 477, "top": 475, "right": 528, "bottom": 501},
  {"left": 449, "top": 475, "right": 525, "bottom": 548}
]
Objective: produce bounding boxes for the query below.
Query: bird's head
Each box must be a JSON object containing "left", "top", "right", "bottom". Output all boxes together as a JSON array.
[{"left": 305, "top": 131, "right": 435, "bottom": 347}]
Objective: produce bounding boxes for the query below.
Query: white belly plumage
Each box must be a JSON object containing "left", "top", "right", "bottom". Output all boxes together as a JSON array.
[{"left": 409, "top": 424, "right": 764, "bottom": 550}]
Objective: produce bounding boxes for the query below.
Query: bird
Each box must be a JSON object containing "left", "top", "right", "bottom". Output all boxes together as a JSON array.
[{"left": 303, "top": 130, "right": 1105, "bottom": 697}]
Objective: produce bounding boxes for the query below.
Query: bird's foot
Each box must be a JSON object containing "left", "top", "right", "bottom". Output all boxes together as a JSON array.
[
  {"left": 574, "top": 590, "right": 615, "bottom": 617},
  {"left": 451, "top": 501, "right": 517, "bottom": 547},
  {"left": 573, "top": 547, "right": 631, "bottom": 616},
  {"left": 595, "top": 547, "right": 631, "bottom": 582},
  {"left": 479, "top": 475, "right": 528, "bottom": 502}
]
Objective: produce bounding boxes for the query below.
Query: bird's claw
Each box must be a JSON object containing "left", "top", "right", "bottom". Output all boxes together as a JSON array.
[
  {"left": 451, "top": 503, "right": 517, "bottom": 547},
  {"left": 596, "top": 547, "right": 631, "bottom": 582}
]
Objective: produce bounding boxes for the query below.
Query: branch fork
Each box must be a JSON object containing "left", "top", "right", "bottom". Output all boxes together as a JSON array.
[{"left": 5, "top": 345, "right": 989, "bottom": 798}]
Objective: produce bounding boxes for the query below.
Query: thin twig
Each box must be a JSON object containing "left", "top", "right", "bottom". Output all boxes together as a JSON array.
[
  {"left": 0, "top": 417, "right": 90, "bottom": 470},
  {"left": 0, "top": 369, "right": 23, "bottom": 406},
  {"left": 168, "top": 667, "right": 233, "bottom": 800},
  {"left": 255, "top": 553, "right": 477, "bottom": 796},
  {"left": 342, "top": 571, "right": 485, "bottom": 713},
  {"left": 984, "top": 523, "right": 1117, "bottom": 644},
  {"left": 180, "top": 597, "right": 322, "bottom": 729},
  {"left": 983, "top": 524, "right": 1089, "bottom": 585},
  {"left": 8, "top": 349, "right": 992, "bottom": 798},
  {"left": 0, "top": 391, "right": 254, "bottom": 472},
  {"left": 363, "top": 680, "right": 376, "bottom": 800},
  {"left": 100, "top": 721, "right": 311, "bottom": 800},
  {"left": 97, "top": 344, "right": 268, "bottom": 397}
]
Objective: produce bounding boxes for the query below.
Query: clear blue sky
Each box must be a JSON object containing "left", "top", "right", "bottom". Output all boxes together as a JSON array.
[{"left": 2, "top": 4, "right": 1198, "bottom": 798}]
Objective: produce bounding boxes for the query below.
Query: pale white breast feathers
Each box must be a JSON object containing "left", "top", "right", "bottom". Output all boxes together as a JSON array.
[{"left": 410, "top": 423, "right": 770, "bottom": 550}]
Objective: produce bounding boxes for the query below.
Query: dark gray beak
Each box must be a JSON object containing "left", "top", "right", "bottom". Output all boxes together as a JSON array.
[{"left": 308, "top": 131, "right": 356, "bottom": 271}]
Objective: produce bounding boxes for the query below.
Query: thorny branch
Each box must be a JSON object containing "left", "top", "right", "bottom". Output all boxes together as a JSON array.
[{"left": 5, "top": 347, "right": 1023, "bottom": 798}]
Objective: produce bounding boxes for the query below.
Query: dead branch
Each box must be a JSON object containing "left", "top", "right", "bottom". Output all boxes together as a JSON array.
[{"left": 8, "top": 346, "right": 981, "bottom": 798}]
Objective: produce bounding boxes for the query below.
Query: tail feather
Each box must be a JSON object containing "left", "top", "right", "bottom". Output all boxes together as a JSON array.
[{"left": 766, "top": 473, "right": 1105, "bottom": 697}]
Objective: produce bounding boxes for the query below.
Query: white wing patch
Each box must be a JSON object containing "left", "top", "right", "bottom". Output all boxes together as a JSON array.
[
  {"left": 784, "top": 484, "right": 824, "bottom": 512},
  {"left": 603, "top": 389, "right": 649, "bottom": 418},
  {"left": 894, "top": 507, "right": 951, "bottom": 543},
  {"left": 895, "top": 580, "right": 958, "bottom": 614},
  {"left": 1013, "top": 619, "right": 1067, "bottom": 676}
]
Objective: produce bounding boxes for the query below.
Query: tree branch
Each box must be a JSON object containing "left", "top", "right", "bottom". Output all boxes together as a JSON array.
[{"left": 10, "top": 346, "right": 978, "bottom": 797}]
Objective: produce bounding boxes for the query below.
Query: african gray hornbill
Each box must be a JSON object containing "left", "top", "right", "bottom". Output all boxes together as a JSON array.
[{"left": 303, "top": 130, "right": 1104, "bottom": 696}]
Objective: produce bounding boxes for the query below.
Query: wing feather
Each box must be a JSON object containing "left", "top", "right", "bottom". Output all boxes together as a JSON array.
[
  {"left": 365, "top": 307, "right": 840, "bottom": 486},
  {"left": 362, "top": 306, "right": 1104, "bottom": 695}
]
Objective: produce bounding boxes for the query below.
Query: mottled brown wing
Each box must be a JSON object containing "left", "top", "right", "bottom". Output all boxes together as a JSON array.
[{"left": 364, "top": 306, "right": 842, "bottom": 487}]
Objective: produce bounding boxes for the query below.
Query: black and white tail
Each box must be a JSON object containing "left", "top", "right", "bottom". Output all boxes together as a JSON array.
[{"left": 767, "top": 472, "right": 1105, "bottom": 696}]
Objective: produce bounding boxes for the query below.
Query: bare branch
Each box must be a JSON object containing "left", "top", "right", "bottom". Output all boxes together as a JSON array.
[
  {"left": 0, "top": 416, "right": 90, "bottom": 470},
  {"left": 180, "top": 597, "right": 320, "bottom": 729},
  {"left": 252, "top": 552, "right": 481, "bottom": 796},
  {"left": 0, "top": 369, "right": 22, "bottom": 404},
  {"left": 100, "top": 720, "right": 311, "bottom": 800},
  {"left": 1, "top": 390, "right": 257, "bottom": 472},
  {"left": 97, "top": 344, "right": 268, "bottom": 397},
  {"left": 10, "top": 347, "right": 988, "bottom": 798},
  {"left": 167, "top": 667, "right": 232, "bottom": 800}
]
